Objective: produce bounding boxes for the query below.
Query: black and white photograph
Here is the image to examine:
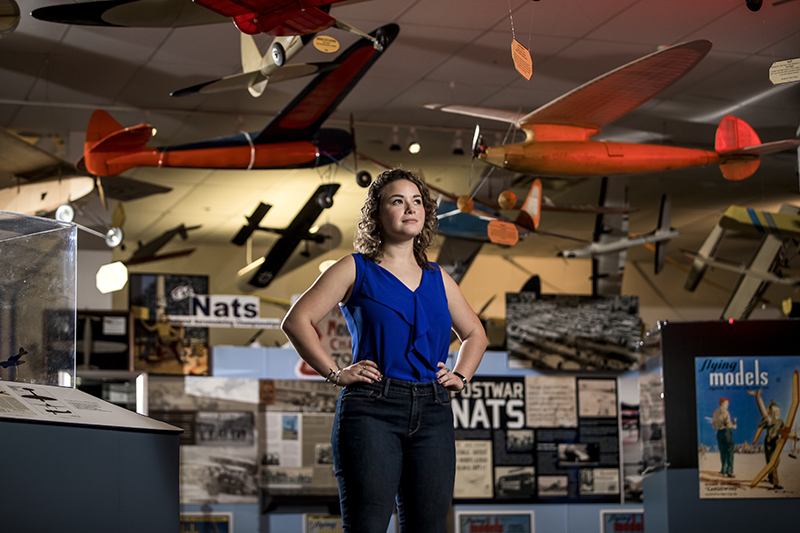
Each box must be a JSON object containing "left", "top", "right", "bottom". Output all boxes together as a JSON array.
[
  {"left": 506, "top": 293, "right": 640, "bottom": 371},
  {"left": 538, "top": 475, "right": 569, "bottom": 497},
  {"left": 494, "top": 466, "right": 536, "bottom": 499},
  {"left": 558, "top": 443, "right": 600, "bottom": 466},
  {"left": 579, "top": 468, "right": 620, "bottom": 495},
  {"left": 315, "top": 443, "right": 334, "bottom": 466},
  {"left": 578, "top": 379, "right": 618, "bottom": 418},
  {"left": 506, "top": 430, "right": 535, "bottom": 453},
  {"left": 264, "top": 466, "right": 315, "bottom": 487},
  {"left": 181, "top": 445, "right": 258, "bottom": 504},
  {"left": 196, "top": 412, "right": 255, "bottom": 447},
  {"left": 150, "top": 376, "right": 258, "bottom": 411},
  {"left": 261, "top": 379, "right": 339, "bottom": 413}
]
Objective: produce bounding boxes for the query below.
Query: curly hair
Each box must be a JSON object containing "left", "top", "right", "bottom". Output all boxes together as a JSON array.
[{"left": 354, "top": 169, "right": 438, "bottom": 270}]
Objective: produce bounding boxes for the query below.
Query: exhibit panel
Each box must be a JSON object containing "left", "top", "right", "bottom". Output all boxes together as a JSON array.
[
  {"left": 643, "top": 320, "right": 799, "bottom": 533},
  {"left": 0, "top": 211, "right": 76, "bottom": 386}
]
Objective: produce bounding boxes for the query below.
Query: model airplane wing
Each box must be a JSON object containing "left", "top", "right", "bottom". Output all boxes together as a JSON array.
[
  {"left": 591, "top": 177, "right": 630, "bottom": 296},
  {"left": 428, "top": 40, "right": 711, "bottom": 131},
  {"left": 719, "top": 205, "right": 800, "bottom": 239},
  {"left": 435, "top": 237, "right": 484, "bottom": 285},
  {"left": 124, "top": 224, "right": 201, "bottom": 265},
  {"left": 236, "top": 184, "right": 341, "bottom": 291},
  {"left": 32, "top": 0, "right": 227, "bottom": 28},
  {"left": 750, "top": 370, "right": 799, "bottom": 488}
]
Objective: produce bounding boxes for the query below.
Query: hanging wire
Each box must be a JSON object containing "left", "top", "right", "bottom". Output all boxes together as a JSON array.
[{"left": 507, "top": 0, "right": 516, "bottom": 41}]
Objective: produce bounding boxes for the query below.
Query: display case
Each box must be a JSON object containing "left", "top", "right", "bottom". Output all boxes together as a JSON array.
[
  {"left": 0, "top": 210, "right": 76, "bottom": 386},
  {"left": 76, "top": 369, "right": 148, "bottom": 415}
]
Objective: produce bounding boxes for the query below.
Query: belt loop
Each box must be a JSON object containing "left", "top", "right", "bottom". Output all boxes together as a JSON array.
[
  {"left": 432, "top": 381, "right": 441, "bottom": 405},
  {"left": 382, "top": 378, "right": 392, "bottom": 398}
]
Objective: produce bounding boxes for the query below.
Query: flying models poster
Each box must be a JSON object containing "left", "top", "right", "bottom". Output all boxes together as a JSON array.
[{"left": 696, "top": 355, "right": 800, "bottom": 499}]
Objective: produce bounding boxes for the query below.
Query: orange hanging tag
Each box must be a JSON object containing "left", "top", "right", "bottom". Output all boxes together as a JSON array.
[
  {"left": 313, "top": 35, "right": 340, "bottom": 53},
  {"left": 487, "top": 220, "right": 519, "bottom": 246},
  {"left": 511, "top": 38, "right": 533, "bottom": 80}
]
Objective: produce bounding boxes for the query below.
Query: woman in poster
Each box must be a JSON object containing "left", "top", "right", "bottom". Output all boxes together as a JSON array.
[{"left": 282, "top": 169, "right": 487, "bottom": 532}]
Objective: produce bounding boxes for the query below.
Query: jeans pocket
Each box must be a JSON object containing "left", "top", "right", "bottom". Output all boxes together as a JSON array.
[
  {"left": 436, "top": 384, "right": 452, "bottom": 405},
  {"left": 342, "top": 385, "right": 377, "bottom": 400}
]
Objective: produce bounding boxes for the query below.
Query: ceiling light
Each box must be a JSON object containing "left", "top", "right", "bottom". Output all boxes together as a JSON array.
[
  {"left": 389, "top": 125, "right": 401, "bottom": 151},
  {"left": 407, "top": 127, "right": 420, "bottom": 154},
  {"left": 96, "top": 261, "right": 128, "bottom": 293}
]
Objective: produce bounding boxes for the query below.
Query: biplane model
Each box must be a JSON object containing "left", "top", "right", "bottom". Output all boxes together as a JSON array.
[
  {"left": 427, "top": 40, "right": 800, "bottom": 182},
  {"left": 233, "top": 183, "right": 341, "bottom": 292},
  {"left": 33, "top": 0, "right": 386, "bottom": 50},
  {"left": 684, "top": 204, "right": 800, "bottom": 319},
  {"left": 0, "top": 347, "right": 26, "bottom": 369},
  {"left": 81, "top": 24, "right": 398, "bottom": 187}
]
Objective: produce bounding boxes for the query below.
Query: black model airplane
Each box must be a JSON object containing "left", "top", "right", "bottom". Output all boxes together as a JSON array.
[
  {"left": 0, "top": 347, "right": 27, "bottom": 369},
  {"left": 234, "top": 183, "right": 341, "bottom": 291},
  {"left": 124, "top": 224, "right": 201, "bottom": 265}
]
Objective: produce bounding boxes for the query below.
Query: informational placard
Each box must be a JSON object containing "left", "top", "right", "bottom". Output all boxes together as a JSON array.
[
  {"left": 769, "top": 58, "right": 800, "bottom": 85},
  {"left": 260, "top": 379, "right": 340, "bottom": 496},
  {"left": 695, "top": 355, "right": 800, "bottom": 499},
  {"left": 168, "top": 294, "right": 280, "bottom": 329},
  {"left": 453, "top": 376, "right": 621, "bottom": 504},
  {"left": 456, "top": 509, "right": 534, "bottom": 533},
  {"left": 511, "top": 38, "right": 533, "bottom": 80}
]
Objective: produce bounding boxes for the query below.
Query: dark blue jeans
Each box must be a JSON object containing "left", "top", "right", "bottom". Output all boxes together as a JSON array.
[{"left": 332, "top": 378, "right": 455, "bottom": 533}]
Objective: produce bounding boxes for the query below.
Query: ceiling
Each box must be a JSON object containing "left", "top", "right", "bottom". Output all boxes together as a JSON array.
[{"left": 1, "top": 0, "right": 800, "bottom": 311}]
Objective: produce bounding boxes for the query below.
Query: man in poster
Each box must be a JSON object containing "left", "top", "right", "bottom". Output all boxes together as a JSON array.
[
  {"left": 748, "top": 389, "right": 798, "bottom": 490},
  {"left": 711, "top": 398, "right": 737, "bottom": 478}
]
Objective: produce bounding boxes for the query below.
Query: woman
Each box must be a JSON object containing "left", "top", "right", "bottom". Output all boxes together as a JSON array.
[{"left": 281, "top": 169, "right": 487, "bottom": 532}]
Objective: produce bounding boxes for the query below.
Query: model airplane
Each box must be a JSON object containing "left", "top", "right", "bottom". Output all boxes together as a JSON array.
[
  {"left": 0, "top": 347, "right": 26, "bottom": 369},
  {"left": 33, "top": 0, "right": 385, "bottom": 50},
  {"left": 81, "top": 24, "right": 398, "bottom": 187},
  {"left": 684, "top": 204, "right": 800, "bottom": 319},
  {"left": 170, "top": 33, "right": 331, "bottom": 98},
  {"left": 124, "top": 224, "right": 201, "bottom": 266},
  {"left": 234, "top": 184, "right": 342, "bottom": 292},
  {"left": 559, "top": 194, "right": 678, "bottom": 275},
  {"left": 718, "top": 205, "right": 800, "bottom": 239},
  {"left": 427, "top": 40, "right": 800, "bottom": 182}
]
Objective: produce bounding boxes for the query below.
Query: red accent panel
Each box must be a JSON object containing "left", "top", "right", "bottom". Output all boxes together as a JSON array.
[
  {"left": 715, "top": 115, "right": 761, "bottom": 152},
  {"left": 279, "top": 47, "right": 374, "bottom": 129},
  {"left": 719, "top": 159, "right": 760, "bottom": 181},
  {"left": 234, "top": 7, "right": 335, "bottom": 36}
]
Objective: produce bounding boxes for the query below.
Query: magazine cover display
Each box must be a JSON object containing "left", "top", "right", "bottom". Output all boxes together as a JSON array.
[{"left": 696, "top": 355, "right": 799, "bottom": 498}]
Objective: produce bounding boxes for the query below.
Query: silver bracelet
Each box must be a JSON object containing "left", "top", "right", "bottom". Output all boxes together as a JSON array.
[
  {"left": 334, "top": 368, "right": 342, "bottom": 386},
  {"left": 325, "top": 367, "right": 339, "bottom": 384}
]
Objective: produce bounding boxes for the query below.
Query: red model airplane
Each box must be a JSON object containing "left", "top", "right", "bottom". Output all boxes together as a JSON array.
[
  {"left": 81, "top": 24, "right": 397, "bottom": 185},
  {"left": 33, "top": 0, "right": 385, "bottom": 50},
  {"left": 427, "top": 40, "right": 800, "bottom": 182}
]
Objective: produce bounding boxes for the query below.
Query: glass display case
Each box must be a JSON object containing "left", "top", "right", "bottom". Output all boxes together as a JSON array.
[
  {"left": 75, "top": 369, "right": 148, "bottom": 415},
  {"left": 0, "top": 210, "right": 76, "bottom": 386}
]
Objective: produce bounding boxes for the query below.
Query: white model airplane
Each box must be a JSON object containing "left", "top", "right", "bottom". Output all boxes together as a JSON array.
[
  {"left": 559, "top": 194, "right": 678, "bottom": 275},
  {"left": 170, "top": 33, "right": 332, "bottom": 98}
]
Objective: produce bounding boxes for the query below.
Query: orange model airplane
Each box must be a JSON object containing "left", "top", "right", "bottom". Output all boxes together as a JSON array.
[
  {"left": 427, "top": 40, "right": 799, "bottom": 182},
  {"left": 80, "top": 24, "right": 397, "bottom": 184}
]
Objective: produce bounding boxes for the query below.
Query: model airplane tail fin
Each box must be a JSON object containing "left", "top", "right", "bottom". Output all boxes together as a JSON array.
[
  {"left": 84, "top": 110, "right": 154, "bottom": 176},
  {"left": 715, "top": 115, "right": 761, "bottom": 181},
  {"left": 515, "top": 178, "right": 542, "bottom": 230},
  {"left": 654, "top": 194, "right": 671, "bottom": 274}
]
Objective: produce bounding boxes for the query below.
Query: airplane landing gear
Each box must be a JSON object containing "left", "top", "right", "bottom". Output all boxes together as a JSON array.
[{"left": 271, "top": 42, "right": 285, "bottom": 66}]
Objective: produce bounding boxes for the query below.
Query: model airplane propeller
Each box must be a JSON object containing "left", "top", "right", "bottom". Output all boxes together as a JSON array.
[
  {"left": 428, "top": 40, "right": 800, "bottom": 182},
  {"left": 80, "top": 24, "right": 398, "bottom": 188}
]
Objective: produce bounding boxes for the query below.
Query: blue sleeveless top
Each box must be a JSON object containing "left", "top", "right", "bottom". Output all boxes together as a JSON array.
[{"left": 340, "top": 253, "right": 452, "bottom": 382}]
